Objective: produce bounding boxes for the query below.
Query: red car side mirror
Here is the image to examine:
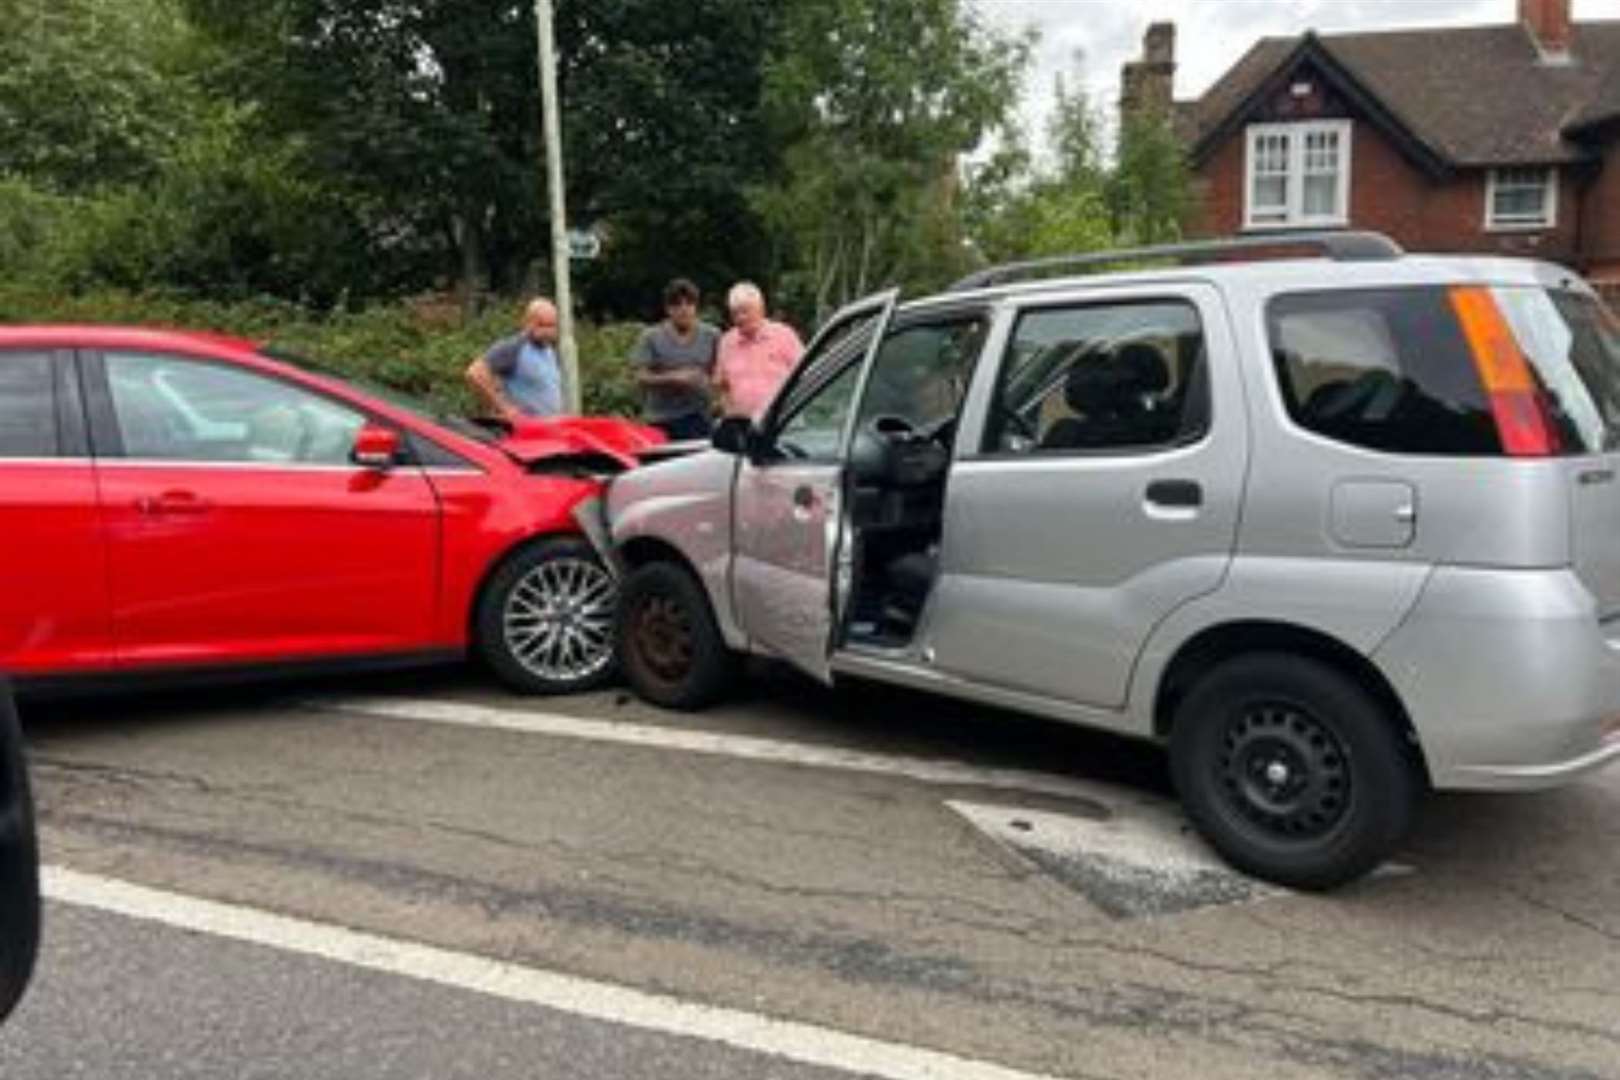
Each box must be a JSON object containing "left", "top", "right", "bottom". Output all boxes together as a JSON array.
[{"left": 351, "top": 424, "right": 401, "bottom": 470}]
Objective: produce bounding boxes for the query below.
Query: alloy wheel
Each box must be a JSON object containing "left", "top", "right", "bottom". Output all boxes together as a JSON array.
[{"left": 502, "top": 557, "right": 616, "bottom": 684}]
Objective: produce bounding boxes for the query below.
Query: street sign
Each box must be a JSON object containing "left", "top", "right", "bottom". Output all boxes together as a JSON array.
[{"left": 567, "top": 228, "right": 602, "bottom": 261}]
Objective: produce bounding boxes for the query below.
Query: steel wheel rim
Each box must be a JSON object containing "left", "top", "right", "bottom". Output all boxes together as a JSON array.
[
  {"left": 502, "top": 557, "right": 616, "bottom": 683},
  {"left": 1216, "top": 703, "right": 1351, "bottom": 842},
  {"left": 631, "top": 593, "right": 695, "bottom": 685}
]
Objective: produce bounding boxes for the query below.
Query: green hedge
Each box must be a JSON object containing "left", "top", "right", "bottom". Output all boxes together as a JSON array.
[{"left": 0, "top": 284, "right": 645, "bottom": 417}]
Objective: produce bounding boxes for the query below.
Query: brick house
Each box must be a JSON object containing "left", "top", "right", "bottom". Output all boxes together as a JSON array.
[{"left": 1123, "top": 0, "right": 1620, "bottom": 298}]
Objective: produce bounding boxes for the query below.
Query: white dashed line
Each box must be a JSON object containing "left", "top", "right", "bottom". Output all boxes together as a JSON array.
[{"left": 44, "top": 866, "right": 1066, "bottom": 1080}]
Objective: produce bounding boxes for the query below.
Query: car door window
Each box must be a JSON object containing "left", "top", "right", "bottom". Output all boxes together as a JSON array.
[
  {"left": 854, "top": 316, "right": 988, "bottom": 437},
  {"left": 1268, "top": 288, "right": 1504, "bottom": 455},
  {"left": 983, "top": 300, "right": 1208, "bottom": 455},
  {"left": 104, "top": 352, "right": 366, "bottom": 465},
  {"left": 775, "top": 359, "right": 864, "bottom": 461},
  {"left": 0, "top": 353, "right": 57, "bottom": 458},
  {"left": 769, "top": 318, "right": 876, "bottom": 462}
]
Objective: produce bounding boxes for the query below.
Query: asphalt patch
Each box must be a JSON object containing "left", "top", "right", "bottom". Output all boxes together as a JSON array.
[{"left": 946, "top": 800, "right": 1282, "bottom": 920}]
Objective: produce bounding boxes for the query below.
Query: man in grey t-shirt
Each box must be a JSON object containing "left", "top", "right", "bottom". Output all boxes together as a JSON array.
[{"left": 631, "top": 278, "right": 720, "bottom": 440}]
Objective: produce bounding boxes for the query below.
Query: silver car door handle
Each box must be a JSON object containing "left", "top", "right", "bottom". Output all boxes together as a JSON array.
[{"left": 1145, "top": 479, "right": 1202, "bottom": 508}]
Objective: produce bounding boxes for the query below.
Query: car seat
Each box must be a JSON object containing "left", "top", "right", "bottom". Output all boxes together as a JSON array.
[
  {"left": 880, "top": 548, "right": 939, "bottom": 634},
  {"left": 1040, "top": 343, "right": 1172, "bottom": 450}
]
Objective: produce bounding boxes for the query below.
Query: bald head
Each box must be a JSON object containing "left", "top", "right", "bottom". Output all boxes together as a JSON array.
[{"left": 522, "top": 298, "right": 559, "bottom": 347}]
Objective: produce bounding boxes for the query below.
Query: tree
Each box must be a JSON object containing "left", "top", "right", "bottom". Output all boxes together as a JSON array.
[
  {"left": 754, "top": 0, "right": 1031, "bottom": 323},
  {"left": 183, "top": 0, "right": 786, "bottom": 312},
  {"left": 0, "top": 0, "right": 372, "bottom": 301},
  {"left": 1048, "top": 73, "right": 1107, "bottom": 190},
  {"left": 184, "top": 0, "right": 544, "bottom": 302},
  {"left": 965, "top": 74, "right": 1112, "bottom": 265},
  {"left": 965, "top": 65, "right": 1194, "bottom": 267},
  {"left": 1108, "top": 112, "right": 1192, "bottom": 246},
  {"left": 0, "top": 0, "right": 202, "bottom": 191},
  {"left": 555, "top": 1, "right": 783, "bottom": 318}
]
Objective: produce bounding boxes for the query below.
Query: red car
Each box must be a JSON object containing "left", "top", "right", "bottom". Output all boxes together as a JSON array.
[{"left": 0, "top": 325, "right": 665, "bottom": 695}]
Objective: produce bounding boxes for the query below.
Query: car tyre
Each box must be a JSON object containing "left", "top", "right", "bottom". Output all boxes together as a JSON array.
[
  {"left": 1169, "top": 653, "right": 1418, "bottom": 891},
  {"left": 475, "top": 537, "right": 619, "bottom": 695},
  {"left": 0, "top": 679, "right": 39, "bottom": 1024},
  {"left": 616, "top": 561, "right": 738, "bottom": 710}
]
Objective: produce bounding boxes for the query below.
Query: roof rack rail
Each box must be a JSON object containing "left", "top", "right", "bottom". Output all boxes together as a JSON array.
[{"left": 950, "top": 231, "right": 1404, "bottom": 291}]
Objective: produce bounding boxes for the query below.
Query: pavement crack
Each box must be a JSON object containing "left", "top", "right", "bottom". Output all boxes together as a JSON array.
[
  {"left": 38, "top": 759, "right": 573, "bottom": 861},
  {"left": 606, "top": 846, "right": 1055, "bottom": 934},
  {"left": 1279, "top": 983, "right": 1620, "bottom": 1047},
  {"left": 1501, "top": 884, "right": 1620, "bottom": 946},
  {"left": 1046, "top": 933, "right": 1290, "bottom": 981},
  {"left": 41, "top": 811, "right": 988, "bottom": 996},
  {"left": 33, "top": 756, "right": 223, "bottom": 797}
]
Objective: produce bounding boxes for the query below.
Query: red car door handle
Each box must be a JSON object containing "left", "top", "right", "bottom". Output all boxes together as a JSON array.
[{"left": 136, "top": 492, "right": 213, "bottom": 516}]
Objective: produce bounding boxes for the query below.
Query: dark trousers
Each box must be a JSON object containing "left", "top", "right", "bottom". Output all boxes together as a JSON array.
[{"left": 654, "top": 412, "right": 713, "bottom": 441}]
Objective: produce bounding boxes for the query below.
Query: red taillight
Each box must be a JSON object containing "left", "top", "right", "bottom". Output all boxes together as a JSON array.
[
  {"left": 1494, "top": 390, "right": 1564, "bottom": 457},
  {"left": 1449, "top": 287, "right": 1562, "bottom": 457}
]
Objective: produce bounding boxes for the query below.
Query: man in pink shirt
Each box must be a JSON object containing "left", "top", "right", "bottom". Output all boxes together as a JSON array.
[{"left": 714, "top": 281, "right": 804, "bottom": 420}]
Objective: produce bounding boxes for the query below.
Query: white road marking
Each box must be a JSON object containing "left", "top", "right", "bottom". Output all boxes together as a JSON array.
[
  {"left": 320, "top": 695, "right": 1166, "bottom": 809},
  {"left": 43, "top": 866, "right": 1065, "bottom": 1080}
]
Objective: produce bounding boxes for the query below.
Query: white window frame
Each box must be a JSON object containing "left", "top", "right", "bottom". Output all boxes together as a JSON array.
[
  {"left": 1486, "top": 167, "right": 1558, "bottom": 232},
  {"left": 1243, "top": 120, "right": 1353, "bottom": 231}
]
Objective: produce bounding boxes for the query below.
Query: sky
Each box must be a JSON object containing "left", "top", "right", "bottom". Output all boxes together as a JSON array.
[{"left": 977, "top": 0, "right": 1620, "bottom": 145}]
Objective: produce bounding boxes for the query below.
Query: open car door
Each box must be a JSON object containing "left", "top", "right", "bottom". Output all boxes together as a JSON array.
[{"left": 730, "top": 290, "right": 900, "bottom": 681}]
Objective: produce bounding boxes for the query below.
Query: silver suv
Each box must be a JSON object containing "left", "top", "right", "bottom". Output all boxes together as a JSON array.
[{"left": 596, "top": 233, "right": 1620, "bottom": 889}]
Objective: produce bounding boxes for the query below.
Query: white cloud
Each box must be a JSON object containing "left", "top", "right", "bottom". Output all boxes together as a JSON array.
[{"left": 977, "top": 0, "right": 1618, "bottom": 148}]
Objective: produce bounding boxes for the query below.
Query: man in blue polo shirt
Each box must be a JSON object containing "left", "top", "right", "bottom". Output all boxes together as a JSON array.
[{"left": 465, "top": 298, "right": 567, "bottom": 419}]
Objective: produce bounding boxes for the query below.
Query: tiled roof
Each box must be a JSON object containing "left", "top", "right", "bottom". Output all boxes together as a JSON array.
[{"left": 1186, "top": 21, "right": 1620, "bottom": 166}]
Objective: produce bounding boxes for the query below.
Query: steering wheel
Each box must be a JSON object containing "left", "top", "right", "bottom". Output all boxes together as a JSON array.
[
  {"left": 868, "top": 414, "right": 917, "bottom": 440},
  {"left": 925, "top": 414, "right": 958, "bottom": 449}
]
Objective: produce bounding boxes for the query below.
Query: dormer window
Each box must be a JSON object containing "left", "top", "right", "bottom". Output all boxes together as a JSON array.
[{"left": 1244, "top": 121, "right": 1352, "bottom": 229}]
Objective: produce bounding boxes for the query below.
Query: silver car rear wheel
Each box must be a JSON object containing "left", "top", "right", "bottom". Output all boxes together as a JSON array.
[
  {"left": 1217, "top": 705, "right": 1352, "bottom": 841},
  {"left": 1170, "top": 653, "right": 1418, "bottom": 891}
]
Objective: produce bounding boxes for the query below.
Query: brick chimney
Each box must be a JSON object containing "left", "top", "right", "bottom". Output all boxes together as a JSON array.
[
  {"left": 1520, "top": 0, "right": 1573, "bottom": 58},
  {"left": 1120, "top": 22, "right": 1177, "bottom": 125}
]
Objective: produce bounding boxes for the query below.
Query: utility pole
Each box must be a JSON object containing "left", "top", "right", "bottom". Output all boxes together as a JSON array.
[{"left": 534, "top": 0, "right": 581, "bottom": 412}]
